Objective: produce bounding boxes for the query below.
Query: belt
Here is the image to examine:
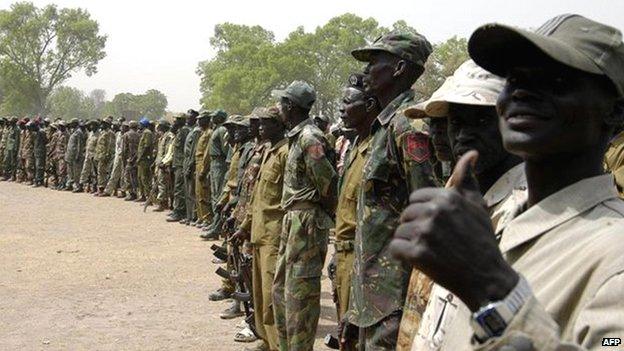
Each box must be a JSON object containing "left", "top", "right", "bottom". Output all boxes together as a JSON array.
[{"left": 334, "top": 240, "right": 354, "bottom": 252}]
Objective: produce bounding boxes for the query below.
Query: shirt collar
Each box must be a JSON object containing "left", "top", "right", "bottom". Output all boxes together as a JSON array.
[
  {"left": 286, "top": 118, "right": 313, "bottom": 138},
  {"left": 499, "top": 173, "right": 620, "bottom": 253},
  {"left": 376, "top": 90, "right": 415, "bottom": 126},
  {"left": 269, "top": 138, "right": 287, "bottom": 152},
  {"left": 483, "top": 163, "right": 527, "bottom": 208}
]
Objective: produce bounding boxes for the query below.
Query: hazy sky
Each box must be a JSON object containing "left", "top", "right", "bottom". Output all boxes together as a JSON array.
[{"left": 8, "top": 0, "right": 624, "bottom": 113}]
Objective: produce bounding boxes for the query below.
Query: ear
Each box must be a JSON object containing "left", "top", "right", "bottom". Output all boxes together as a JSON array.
[
  {"left": 605, "top": 98, "right": 624, "bottom": 127},
  {"left": 365, "top": 97, "right": 377, "bottom": 112},
  {"left": 393, "top": 60, "right": 407, "bottom": 78}
]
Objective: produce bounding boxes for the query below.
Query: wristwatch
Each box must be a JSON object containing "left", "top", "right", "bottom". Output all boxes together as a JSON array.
[{"left": 470, "top": 275, "right": 531, "bottom": 342}]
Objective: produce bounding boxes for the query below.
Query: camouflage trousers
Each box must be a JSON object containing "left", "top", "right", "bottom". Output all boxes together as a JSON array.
[
  {"left": 209, "top": 159, "right": 227, "bottom": 210},
  {"left": 123, "top": 163, "right": 138, "bottom": 195},
  {"left": 137, "top": 160, "right": 152, "bottom": 198},
  {"left": 195, "top": 170, "right": 212, "bottom": 223},
  {"left": 79, "top": 156, "right": 96, "bottom": 186},
  {"left": 67, "top": 159, "right": 83, "bottom": 188},
  {"left": 56, "top": 158, "right": 67, "bottom": 184},
  {"left": 104, "top": 155, "right": 124, "bottom": 195},
  {"left": 2, "top": 150, "right": 17, "bottom": 177},
  {"left": 96, "top": 158, "right": 112, "bottom": 189},
  {"left": 272, "top": 208, "right": 328, "bottom": 351},
  {"left": 155, "top": 166, "right": 171, "bottom": 207},
  {"left": 172, "top": 167, "right": 186, "bottom": 217},
  {"left": 359, "top": 311, "right": 402, "bottom": 351},
  {"left": 253, "top": 244, "right": 280, "bottom": 351},
  {"left": 24, "top": 155, "right": 35, "bottom": 181}
]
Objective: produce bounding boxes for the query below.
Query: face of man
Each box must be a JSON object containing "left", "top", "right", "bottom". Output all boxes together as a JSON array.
[
  {"left": 447, "top": 104, "right": 506, "bottom": 174},
  {"left": 198, "top": 117, "right": 210, "bottom": 129},
  {"left": 340, "top": 88, "right": 371, "bottom": 130},
  {"left": 497, "top": 60, "right": 617, "bottom": 160},
  {"left": 429, "top": 118, "right": 453, "bottom": 162},
  {"left": 259, "top": 119, "right": 284, "bottom": 142},
  {"left": 362, "top": 51, "right": 400, "bottom": 97},
  {"left": 121, "top": 125, "right": 129, "bottom": 133},
  {"left": 233, "top": 125, "right": 249, "bottom": 143},
  {"left": 187, "top": 115, "right": 197, "bottom": 126},
  {"left": 278, "top": 97, "right": 294, "bottom": 129}
]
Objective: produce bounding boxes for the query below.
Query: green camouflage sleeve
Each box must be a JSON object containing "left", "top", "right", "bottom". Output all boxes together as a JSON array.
[
  {"left": 301, "top": 131, "right": 338, "bottom": 212},
  {"left": 394, "top": 116, "right": 436, "bottom": 191}
]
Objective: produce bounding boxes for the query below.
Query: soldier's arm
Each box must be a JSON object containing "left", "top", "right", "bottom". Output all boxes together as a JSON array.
[
  {"left": 302, "top": 135, "right": 338, "bottom": 212},
  {"left": 395, "top": 123, "right": 436, "bottom": 191}
]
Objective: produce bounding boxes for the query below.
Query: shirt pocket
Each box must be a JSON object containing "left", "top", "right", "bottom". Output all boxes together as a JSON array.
[{"left": 261, "top": 166, "right": 282, "bottom": 198}]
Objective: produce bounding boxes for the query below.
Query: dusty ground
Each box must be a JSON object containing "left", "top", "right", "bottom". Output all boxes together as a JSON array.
[{"left": 0, "top": 181, "right": 336, "bottom": 351}]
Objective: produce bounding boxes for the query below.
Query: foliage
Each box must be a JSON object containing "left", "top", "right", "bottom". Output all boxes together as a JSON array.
[
  {"left": 197, "top": 13, "right": 469, "bottom": 121},
  {"left": 47, "top": 86, "right": 94, "bottom": 119},
  {"left": 0, "top": 2, "right": 106, "bottom": 115},
  {"left": 103, "top": 90, "right": 168, "bottom": 120}
]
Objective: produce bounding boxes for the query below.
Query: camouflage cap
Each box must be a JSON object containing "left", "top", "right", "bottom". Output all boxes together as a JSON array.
[
  {"left": 210, "top": 109, "right": 228, "bottom": 120},
  {"left": 128, "top": 120, "right": 139, "bottom": 128},
  {"left": 174, "top": 113, "right": 188, "bottom": 120},
  {"left": 351, "top": 32, "right": 433, "bottom": 67},
  {"left": 157, "top": 118, "right": 171, "bottom": 128},
  {"left": 187, "top": 109, "right": 199, "bottom": 117},
  {"left": 70, "top": 118, "right": 79, "bottom": 124},
  {"left": 249, "top": 107, "right": 265, "bottom": 120},
  {"left": 405, "top": 60, "right": 505, "bottom": 119},
  {"left": 197, "top": 110, "right": 212, "bottom": 120},
  {"left": 272, "top": 80, "right": 316, "bottom": 110},
  {"left": 257, "top": 106, "right": 282, "bottom": 123},
  {"left": 223, "top": 114, "right": 250, "bottom": 128},
  {"left": 469, "top": 14, "right": 624, "bottom": 97}
]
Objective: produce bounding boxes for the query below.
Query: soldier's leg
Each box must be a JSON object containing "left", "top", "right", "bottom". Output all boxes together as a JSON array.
[
  {"left": 272, "top": 212, "right": 291, "bottom": 351},
  {"left": 104, "top": 157, "right": 122, "bottom": 195},
  {"left": 79, "top": 158, "right": 92, "bottom": 186},
  {"left": 57, "top": 159, "right": 67, "bottom": 188},
  {"left": 26, "top": 156, "right": 35, "bottom": 182},
  {"left": 137, "top": 162, "right": 146, "bottom": 198},
  {"left": 254, "top": 244, "right": 279, "bottom": 350},
  {"left": 361, "top": 312, "right": 402, "bottom": 351},
  {"left": 195, "top": 173, "right": 211, "bottom": 223},
  {"left": 335, "top": 247, "right": 355, "bottom": 319},
  {"left": 35, "top": 156, "right": 45, "bottom": 185},
  {"left": 172, "top": 168, "right": 186, "bottom": 217},
  {"left": 156, "top": 168, "right": 168, "bottom": 207},
  {"left": 283, "top": 211, "right": 327, "bottom": 351},
  {"left": 185, "top": 174, "right": 196, "bottom": 221}
]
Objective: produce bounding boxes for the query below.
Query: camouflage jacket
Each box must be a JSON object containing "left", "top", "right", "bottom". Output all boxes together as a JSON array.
[
  {"left": 137, "top": 129, "right": 154, "bottom": 163},
  {"left": 208, "top": 124, "right": 230, "bottom": 160},
  {"left": 54, "top": 131, "right": 69, "bottom": 160},
  {"left": 281, "top": 118, "right": 337, "bottom": 214},
  {"left": 346, "top": 90, "right": 435, "bottom": 327},
  {"left": 33, "top": 130, "right": 47, "bottom": 159},
  {"left": 172, "top": 125, "right": 190, "bottom": 168},
  {"left": 19, "top": 130, "right": 33, "bottom": 159},
  {"left": 65, "top": 128, "right": 85, "bottom": 163},
  {"left": 182, "top": 126, "right": 201, "bottom": 174},
  {"left": 95, "top": 129, "right": 115, "bottom": 162},
  {"left": 84, "top": 131, "right": 100, "bottom": 159},
  {"left": 231, "top": 141, "right": 268, "bottom": 224}
]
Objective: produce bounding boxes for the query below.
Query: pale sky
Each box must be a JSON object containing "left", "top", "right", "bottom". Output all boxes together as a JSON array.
[{"left": 5, "top": 0, "right": 623, "bottom": 113}]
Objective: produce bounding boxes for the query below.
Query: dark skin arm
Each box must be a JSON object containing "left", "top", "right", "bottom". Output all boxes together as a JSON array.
[{"left": 389, "top": 151, "right": 518, "bottom": 312}]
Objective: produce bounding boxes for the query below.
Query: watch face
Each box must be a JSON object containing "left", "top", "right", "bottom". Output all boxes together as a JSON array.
[{"left": 478, "top": 310, "right": 507, "bottom": 336}]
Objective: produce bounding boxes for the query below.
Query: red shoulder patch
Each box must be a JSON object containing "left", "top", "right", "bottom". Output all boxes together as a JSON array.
[
  {"left": 405, "top": 133, "right": 430, "bottom": 163},
  {"left": 306, "top": 143, "right": 325, "bottom": 160}
]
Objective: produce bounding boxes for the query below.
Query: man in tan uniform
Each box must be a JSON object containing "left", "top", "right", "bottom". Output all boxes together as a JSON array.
[
  {"left": 233, "top": 107, "right": 288, "bottom": 351},
  {"left": 391, "top": 14, "right": 624, "bottom": 351},
  {"left": 194, "top": 111, "right": 213, "bottom": 226}
]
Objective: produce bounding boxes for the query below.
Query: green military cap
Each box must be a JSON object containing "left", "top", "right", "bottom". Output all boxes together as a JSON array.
[
  {"left": 157, "top": 118, "right": 171, "bottom": 127},
  {"left": 197, "top": 110, "right": 212, "bottom": 120},
  {"left": 174, "top": 113, "right": 187, "bottom": 120},
  {"left": 272, "top": 80, "right": 316, "bottom": 110},
  {"left": 102, "top": 116, "right": 113, "bottom": 124},
  {"left": 57, "top": 120, "right": 66, "bottom": 127},
  {"left": 257, "top": 106, "right": 282, "bottom": 122},
  {"left": 112, "top": 121, "right": 120, "bottom": 127},
  {"left": 249, "top": 107, "right": 264, "bottom": 120},
  {"left": 352, "top": 32, "right": 433, "bottom": 67},
  {"left": 128, "top": 120, "right": 138, "bottom": 128},
  {"left": 210, "top": 109, "right": 227, "bottom": 119},
  {"left": 469, "top": 14, "right": 624, "bottom": 97},
  {"left": 70, "top": 118, "right": 79, "bottom": 124},
  {"left": 223, "top": 114, "right": 250, "bottom": 128}
]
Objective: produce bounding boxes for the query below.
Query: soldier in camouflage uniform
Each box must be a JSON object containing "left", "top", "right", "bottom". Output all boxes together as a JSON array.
[
  {"left": 166, "top": 114, "right": 190, "bottom": 222},
  {"left": 207, "top": 111, "right": 230, "bottom": 210},
  {"left": 103, "top": 122, "right": 127, "bottom": 197},
  {"left": 122, "top": 120, "right": 141, "bottom": 200},
  {"left": 44, "top": 122, "right": 58, "bottom": 186},
  {"left": 94, "top": 117, "right": 116, "bottom": 196},
  {"left": 64, "top": 119, "right": 85, "bottom": 191},
  {"left": 154, "top": 120, "right": 175, "bottom": 211},
  {"left": 181, "top": 110, "right": 201, "bottom": 224},
  {"left": 20, "top": 120, "right": 35, "bottom": 184},
  {"left": 54, "top": 121, "right": 69, "bottom": 190},
  {"left": 193, "top": 111, "right": 213, "bottom": 226},
  {"left": 2, "top": 117, "right": 20, "bottom": 181},
  {"left": 77, "top": 121, "right": 100, "bottom": 193},
  {"left": 0, "top": 118, "right": 5, "bottom": 175},
  {"left": 339, "top": 33, "right": 436, "bottom": 350},
  {"left": 137, "top": 118, "right": 155, "bottom": 202},
  {"left": 271, "top": 81, "right": 337, "bottom": 351},
  {"left": 31, "top": 121, "right": 47, "bottom": 187}
]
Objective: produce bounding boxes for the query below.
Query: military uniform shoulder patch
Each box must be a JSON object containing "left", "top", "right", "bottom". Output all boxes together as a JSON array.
[{"left": 405, "top": 132, "right": 430, "bottom": 163}]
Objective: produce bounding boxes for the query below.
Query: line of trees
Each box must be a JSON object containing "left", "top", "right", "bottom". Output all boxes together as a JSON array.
[{"left": 196, "top": 13, "right": 469, "bottom": 119}]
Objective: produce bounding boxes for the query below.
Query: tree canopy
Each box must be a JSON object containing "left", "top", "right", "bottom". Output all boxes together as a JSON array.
[
  {"left": 197, "top": 13, "right": 468, "bottom": 120},
  {"left": 0, "top": 2, "right": 106, "bottom": 115}
]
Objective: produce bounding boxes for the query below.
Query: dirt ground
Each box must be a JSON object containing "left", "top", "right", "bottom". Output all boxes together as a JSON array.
[{"left": 0, "top": 181, "right": 336, "bottom": 351}]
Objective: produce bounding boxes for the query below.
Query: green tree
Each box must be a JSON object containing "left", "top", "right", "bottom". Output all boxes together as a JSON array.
[
  {"left": 104, "top": 90, "right": 168, "bottom": 120},
  {"left": 0, "top": 2, "right": 106, "bottom": 115},
  {"left": 47, "top": 86, "right": 94, "bottom": 119},
  {"left": 414, "top": 36, "right": 469, "bottom": 100},
  {"left": 136, "top": 89, "right": 167, "bottom": 119}
]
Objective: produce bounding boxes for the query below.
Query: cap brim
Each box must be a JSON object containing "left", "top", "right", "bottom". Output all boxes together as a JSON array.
[
  {"left": 469, "top": 24, "right": 603, "bottom": 78},
  {"left": 403, "top": 102, "right": 428, "bottom": 119},
  {"left": 351, "top": 47, "right": 388, "bottom": 62}
]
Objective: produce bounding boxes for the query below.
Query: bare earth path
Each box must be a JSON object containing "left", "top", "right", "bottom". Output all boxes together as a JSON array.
[{"left": 0, "top": 182, "right": 335, "bottom": 351}]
